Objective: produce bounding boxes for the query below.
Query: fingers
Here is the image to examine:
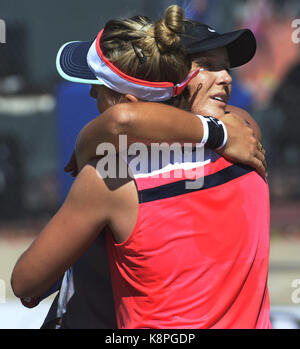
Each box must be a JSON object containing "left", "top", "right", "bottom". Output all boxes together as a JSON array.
[
  {"left": 64, "top": 152, "right": 78, "bottom": 174},
  {"left": 64, "top": 164, "right": 76, "bottom": 172},
  {"left": 252, "top": 158, "right": 267, "bottom": 178},
  {"left": 244, "top": 119, "right": 251, "bottom": 127},
  {"left": 257, "top": 142, "right": 265, "bottom": 153},
  {"left": 214, "top": 113, "right": 268, "bottom": 178},
  {"left": 255, "top": 148, "right": 265, "bottom": 163},
  {"left": 64, "top": 163, "right": 74, "bottom": 172},
  {"left": 252, "top": 143, "right": 268, "bottom": 178},
  {"left": 257, "top": 142, "right": 267, "bottom": 166}
]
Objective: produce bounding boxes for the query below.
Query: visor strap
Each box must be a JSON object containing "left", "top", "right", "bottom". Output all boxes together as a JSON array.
[{"left": 172, "top": 68, "right": 201, "bottom": 97}]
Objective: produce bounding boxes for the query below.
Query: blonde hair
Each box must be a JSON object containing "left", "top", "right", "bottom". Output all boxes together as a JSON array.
[{"left": 100, "top": 5, "right": 191, "bottom": 95}]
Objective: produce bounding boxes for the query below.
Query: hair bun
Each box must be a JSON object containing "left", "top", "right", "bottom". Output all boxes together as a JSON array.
[{"left": 154, "top": 5, "right": 185, "bottom": 53}]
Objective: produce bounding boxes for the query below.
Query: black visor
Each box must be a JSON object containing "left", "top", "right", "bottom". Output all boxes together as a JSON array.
[{"left": 181, "top": 21, "right": 257, "bottom": 68}]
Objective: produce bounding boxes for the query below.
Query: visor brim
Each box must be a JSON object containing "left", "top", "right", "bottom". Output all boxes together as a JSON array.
[
  {"left": 56, "top": 40, "right": 104, "bottom": 85},
  {"left": 183, "top": 28, "right": 256, "bottom": 68}
]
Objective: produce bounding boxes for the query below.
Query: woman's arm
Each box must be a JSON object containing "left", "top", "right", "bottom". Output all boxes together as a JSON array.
[
  {"left": 73, "top": 102, "right": 266, "bottom": 176},
  {"left": 11, "top": 163, "right": 113, "bottom": 298},
  {"left": 75, "top": 102, "right": 205, "bottom": 169}
]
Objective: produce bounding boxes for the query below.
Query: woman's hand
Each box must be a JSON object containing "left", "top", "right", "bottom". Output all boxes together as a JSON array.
[
  {"left": 218, "top": 112, "right": 267, "bottom": 178},
  {"left": 63, "top": 104, "right": 267, "bottom": 179},
  {"left": 64, "top": 151, "right": 78, "bottom": 177}
]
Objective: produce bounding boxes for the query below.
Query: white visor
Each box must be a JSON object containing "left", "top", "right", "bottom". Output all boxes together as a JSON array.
[{"left": 86, "top": 29, "right": 200, "bottom": 102}]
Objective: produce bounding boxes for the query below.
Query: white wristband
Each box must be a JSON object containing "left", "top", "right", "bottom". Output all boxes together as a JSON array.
[
  {"left": 196, "top": 114, "right": 209, "bottom": 144},
  {"left": 216, "top": 120, "right": 228, "bottom": 150}
]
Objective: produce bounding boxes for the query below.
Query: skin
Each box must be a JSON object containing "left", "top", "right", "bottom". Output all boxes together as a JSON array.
[
  {"left": 11, "top": 48, "right": 267, "bottom": 299},
  {"left": 188, "top": 49, "right": 261, "bottom": 139},
  {"left": 188, "top": 48, "right": 233, "bottom": 118},
  {"left": 71, "top": 48, "right": 265, "bottom": 176}
]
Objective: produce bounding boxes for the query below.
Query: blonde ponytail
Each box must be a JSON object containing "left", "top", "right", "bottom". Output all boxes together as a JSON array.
[
  {"left": 154, "top": 5, "right": 185, "bottom": 53},
  {"left": 100, "top": 4, "right": 190, "bottom": 100}
]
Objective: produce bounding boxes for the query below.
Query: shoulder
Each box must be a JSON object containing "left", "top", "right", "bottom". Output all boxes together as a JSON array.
[
  {"left": 226, "top": 105, "right": 262, "bottom": 141},
  {"left": 62, "top": 159, "right": 115, "bottom": 226},
  {"left": 226, "top": 105, "right": 251, "bottom": 120},
  {"left": 65, "top": 157, "right": 136, "bottom": 222},
  {"left": 67, "top": 160, "right": 110, "bottom": 204}
]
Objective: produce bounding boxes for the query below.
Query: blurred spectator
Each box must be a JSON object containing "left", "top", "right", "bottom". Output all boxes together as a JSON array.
[
  {"left": 270, "top": 61, "right": 300, "bottom": 167},
  {"left": 180, "top": 0, "right": 214, "bottom": 23},
  {"left": 232, "top": 0, "right": 300, "bottom": 108},
  {"left": 0, "top": 136, "right": 23, "bottom": 219},
  {"left": 261, "top": 60, "right": 300, "bottom": 201}
]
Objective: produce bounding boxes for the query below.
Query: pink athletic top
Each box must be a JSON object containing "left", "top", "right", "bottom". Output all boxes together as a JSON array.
[{"left": 106, "top": 147, "right": 271, "bottom": 329}]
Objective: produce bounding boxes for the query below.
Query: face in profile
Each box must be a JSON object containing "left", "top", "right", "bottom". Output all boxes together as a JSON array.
[{"left": 188, "top": 47, "right": 232, "bottom": 118}]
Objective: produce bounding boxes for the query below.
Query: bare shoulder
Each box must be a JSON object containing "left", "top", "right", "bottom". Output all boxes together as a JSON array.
[
  {"left": 67, "top": 160, "right": 111, "bottom": 205},
  {"left": 226, "top": 105, "right": 262, "bottom": 141},
  {"left": 61, "top": 158, "right": 121, "bottom": 228},
  {"left": 85, "top": 156, "right": 139, "bottom": 243},
  {"left": 75, "top": 156, "right": 137, "bottom": 212}
]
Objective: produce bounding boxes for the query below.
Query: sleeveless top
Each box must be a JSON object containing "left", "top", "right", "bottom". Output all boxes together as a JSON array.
[
  {"left": 42, "top": 233, "right": 117, "bottom": 329},
  {"left": 106, "top": 144, "right": 271, "bottom": 329}
]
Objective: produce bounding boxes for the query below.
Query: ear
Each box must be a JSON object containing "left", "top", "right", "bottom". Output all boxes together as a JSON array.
[{"left": 124, "top": 94, "right": 139, "bottom": 103}]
